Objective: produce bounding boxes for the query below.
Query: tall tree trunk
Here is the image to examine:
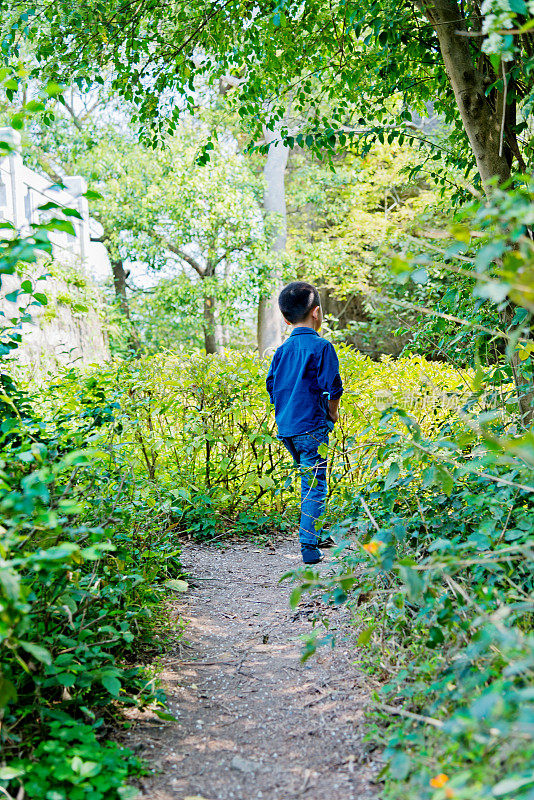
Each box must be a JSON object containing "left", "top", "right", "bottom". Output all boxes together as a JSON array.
[
  {"left": 423, "top": 0, "right": 511, "bottom": 191},
  {"left": 203, "top": 295, "right": 217, "bottom": 354},
  {"left": 111, "top": 257, "right": 140, "bottom": 352},
  {"left": 423, "top": 2, "right": 531, "bottom": 421},
  {"left": 257, "top": 122, "right": 289, "bottom": 357},
  {"left": 111, "top": 257, "right": 130, "bottom": 317},
  {"left": 202, "top": 259, "right": 219, "bottom": 355}
]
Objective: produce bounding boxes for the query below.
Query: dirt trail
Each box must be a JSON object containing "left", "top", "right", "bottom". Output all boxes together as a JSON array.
[{"left": 130, "top": 539, "right": 380, "bottom": 800}]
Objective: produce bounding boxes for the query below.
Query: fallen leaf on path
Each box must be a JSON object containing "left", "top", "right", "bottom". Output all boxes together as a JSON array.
[{"left": 164, "top": 579, "right": 189, "bottom": 592}]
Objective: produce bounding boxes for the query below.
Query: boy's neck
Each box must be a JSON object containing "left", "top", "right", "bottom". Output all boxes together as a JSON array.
[{"left": 292, "top": 321, "right": 319, "bottom": 333}]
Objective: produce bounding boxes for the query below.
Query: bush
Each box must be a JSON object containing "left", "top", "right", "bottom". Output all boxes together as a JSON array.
[
  {"left": 5, "top": 719, "right": 144, "bottom": 800},
  {"left": 1, "top": 361, "right": 183, "bottom": 793},
  {"left": 290, "top": 398, "right": 534, "bottom": 799},
  {"left": 43, "top": 349, "right": 466, "bottom": 540}
]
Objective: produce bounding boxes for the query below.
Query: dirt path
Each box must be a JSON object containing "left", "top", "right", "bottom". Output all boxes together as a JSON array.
[{"left": 129, "top": 539, "right": 381, "bottom": 800}]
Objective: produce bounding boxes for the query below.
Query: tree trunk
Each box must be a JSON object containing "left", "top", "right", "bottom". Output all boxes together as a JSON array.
[
  {"left": 423, "top": 0, "right": 511, "bottom": 191},
  {"left": 203, "top": 294, "right": 217, "bottom": 354},
  {"left": 257, "top": 122, "right": 289, "bottom": 356},
  {"left": 111, "top": 257, "right": 130, "bottom": 317},
  {"left": 111, "top": 257, "right": 140, "bottom": 352}
]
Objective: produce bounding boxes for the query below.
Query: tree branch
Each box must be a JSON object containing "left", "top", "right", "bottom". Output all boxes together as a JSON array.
[
  {"left": 165, "top": 239, "right": 205, "bottom": 276},
  {"left": 61, "top": 98, "right": 84, "bottom": 131}
]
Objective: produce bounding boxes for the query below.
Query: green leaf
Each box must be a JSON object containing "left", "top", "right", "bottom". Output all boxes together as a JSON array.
[
  {"left": 493, "top": 775, "right": 534, "bottom": 796},
  {"left": 38, "top": 200, "right": 63, "bottom": 210},
  {"left": 0, "top": 568, "right": 20, "bottom": 600},
  {"left": 436, "top": 465, "right": 454, "bottom": 497},
  {"left": 389, "top": 751, "right": 410, "bottom": 780},
  {"left": 153, "top": 709, "right": 178, "bottom": 721},
  {"left": 56, "top": 673, "right": 76, "bottom": 687},
  {"left": 0, "top": 766, "right": 25, "bottom": 780},
  {"left": 398, "top": 565, "right": 424, "bottom": 602},
  {"left": 45, "top": 82, "right": 64, "bottom": 96},
  {"left": 0, "top": 677, "right": 17, "bottom": 707},
  {"left": 289, "top": 587, "right": 302, "bottom": 608},
  {"left": 25, "top": 100, "right": 45, "bottom": 113},
  {"left": 79, "top": 761, "right": 101, "bottom": 778},
  {"left": 474, "top": 241, "right": 505, "bottom": 272},
  {"left": 357, "top": 626, "right": 375, "bottom": 645},
  {"left": 19, "top": 641, "right": 52, "bottom": 665},
  {"left": 101, "top": 675, "right": 121, "bottom": 696},
  {"left": 427, "top": 625, "right": 445, "bottom": 648},
  {"left": 84, "top": 189, "right": 103, "bottom": 200},
  {"left": 117, "top": 787, "right": 140, "bottom": 800},
  {"left": 384, "top": 462, "right": 400, "bottom": 490},
  {"left": 71, "top": 756, "right": 83, "bottom": 772},
  {"left": 508, "top": 0, "right": 527, "bottom": 12},
  {"left": 44, "top": 220, "right": 75, "bottom": 235},
  {"left": 410, "top": 268, "right": 428, "bottom": 285}
]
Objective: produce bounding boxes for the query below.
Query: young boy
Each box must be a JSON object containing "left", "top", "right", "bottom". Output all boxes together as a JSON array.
[{"left": 266, "top": 281, "right": 343, "bottom": 565}]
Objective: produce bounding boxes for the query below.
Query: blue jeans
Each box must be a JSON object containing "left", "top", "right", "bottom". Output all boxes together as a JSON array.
[{"left": 281, "top": 426, "right": 329, "bottom": 548}]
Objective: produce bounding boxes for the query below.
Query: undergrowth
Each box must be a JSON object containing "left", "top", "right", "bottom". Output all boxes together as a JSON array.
[
  {"left": 289, "top": 390, "right": 534, "bottom": 798},
  {"left": 0, "top": 182, "right": 185, "bottom": 798},
  {"left": 2, "top": 142, "right": 533, "bottom": 797}
]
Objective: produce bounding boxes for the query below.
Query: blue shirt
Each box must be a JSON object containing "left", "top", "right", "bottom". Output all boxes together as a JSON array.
[{"left": 266, "top": 328, "right": 344, "bottom": 437}]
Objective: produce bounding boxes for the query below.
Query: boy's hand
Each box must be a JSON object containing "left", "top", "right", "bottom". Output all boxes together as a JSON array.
[{"left": 328, "top": 398, "right": 340, "bottom": 424}]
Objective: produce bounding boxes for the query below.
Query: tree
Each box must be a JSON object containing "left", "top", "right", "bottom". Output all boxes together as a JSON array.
[
  {"left": 27, "top": 110, "right": 264, "bottom": 353},
  {"left": 12, "top": 0, "right": 534, "bottom": 194},
  {"left": 257, "top": 121, "right": 289, "bottom": 356}
]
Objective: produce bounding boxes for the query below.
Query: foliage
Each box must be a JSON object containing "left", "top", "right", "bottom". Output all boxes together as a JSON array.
[
  {"left": 42, "top": 349, "right": 465, "bottom": 542},
  {"left": 5, "top": 719, "right": 144, "bottom": 800},
  {"left": 285, "top": 187, "right": 534, "bottom": 799},
  {"left": 12, "top": 0, "right": 534, "bottom": 191},
  {"left": 38, "top": 333, "right": 531, "bottom": 798},
  {"left": 25, "top": 112, "right": 266, "bottom": 352},
  {"left": 1, "top": 8, "right": 534, "bottom": 798},
  {"left": 291, "top": 399, "right": 534, "bottom": 798},
  {"left": 0, "top": 131, "right": 180, "bottom": 797},
  {"left": 284, "top": 140, "right": 451, "bottom": 354}
]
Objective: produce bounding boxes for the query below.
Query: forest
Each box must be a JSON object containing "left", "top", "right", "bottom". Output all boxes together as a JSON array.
[{"left": 0, "top": 1, "right": 533, "bottom": 798}]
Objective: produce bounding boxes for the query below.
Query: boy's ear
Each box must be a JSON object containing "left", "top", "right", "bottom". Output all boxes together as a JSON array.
[{"left": 311, "top": 305, "right": 321, "bottom": 319}]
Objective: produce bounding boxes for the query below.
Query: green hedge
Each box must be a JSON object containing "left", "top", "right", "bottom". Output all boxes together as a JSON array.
[{"left": 44, "top": 348, "right": 466, "bottom": 538}]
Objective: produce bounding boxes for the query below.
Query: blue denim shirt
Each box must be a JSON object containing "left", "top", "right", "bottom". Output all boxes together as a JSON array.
[{"left": 266, "top": 328, "right": 344, "bottom": 437}]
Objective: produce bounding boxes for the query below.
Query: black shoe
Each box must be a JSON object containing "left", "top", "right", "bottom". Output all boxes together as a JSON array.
[
  {"left": 319, "top": 535, "right": 336, "bottom": 548},
  {"left": 301, "top": 545, "right": 324, "bottom": 565}
]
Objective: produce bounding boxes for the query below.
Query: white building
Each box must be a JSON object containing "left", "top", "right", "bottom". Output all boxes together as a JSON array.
[{"left": 0, "top": 128, "right": 110, "bottom": 373}]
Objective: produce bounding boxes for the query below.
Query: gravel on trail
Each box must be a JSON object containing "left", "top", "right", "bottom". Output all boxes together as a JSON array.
[{"left": 127, "top": 539, "right": 381, "bottom": 800}]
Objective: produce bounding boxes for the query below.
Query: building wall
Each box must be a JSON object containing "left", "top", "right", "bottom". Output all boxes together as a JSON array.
[{"left": 0, "top": 128, "right": 110, "bottom": 372}]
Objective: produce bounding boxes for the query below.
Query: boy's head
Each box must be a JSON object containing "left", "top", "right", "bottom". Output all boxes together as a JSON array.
[{"left": 278, "top": 281, "right": 322, "bottom": 330}]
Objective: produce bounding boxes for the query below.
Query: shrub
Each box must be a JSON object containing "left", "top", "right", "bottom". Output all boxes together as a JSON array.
[
  {"left": 5, "top": 719, "right": 144, "bottom": 800},
  {"left": 289, "top": 399, "right": 534, "bottom": 799},
  {"left": 43, "top": 349, "right": 466, "bottom": 540}
]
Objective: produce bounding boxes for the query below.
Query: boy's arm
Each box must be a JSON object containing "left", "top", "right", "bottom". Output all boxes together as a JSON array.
[
  {"left": 317, "top": 343, "right": 343, "bottom": 423},
  {"left": 266, "top": 354, "right": 276, "bottom": 403},
  {"left": 328, "top": 396, "right": 341, "bottom": 423}
]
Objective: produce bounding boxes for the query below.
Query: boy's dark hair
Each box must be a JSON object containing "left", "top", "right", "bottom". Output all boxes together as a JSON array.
[{"left": 278, "top": 281, "right": 320, "bottom": 324}]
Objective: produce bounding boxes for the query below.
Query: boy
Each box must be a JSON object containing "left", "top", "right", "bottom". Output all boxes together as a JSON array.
[{"left": 266, "top": 281, "right": 343, "bottom": 564}]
